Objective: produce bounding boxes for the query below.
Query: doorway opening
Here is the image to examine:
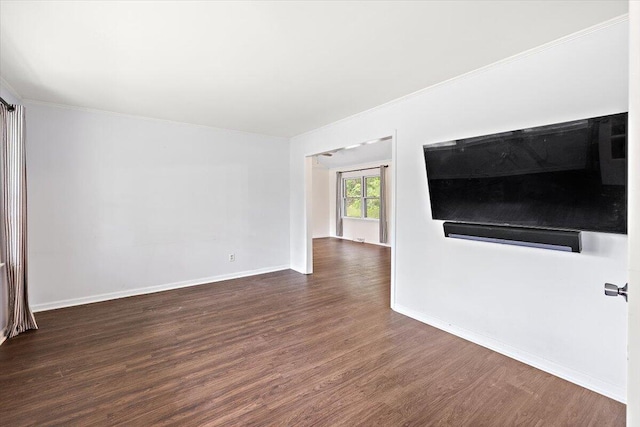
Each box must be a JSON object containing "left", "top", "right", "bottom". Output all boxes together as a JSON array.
[{"left": 304, "top": 135, "right": 396, "bottom": 308}]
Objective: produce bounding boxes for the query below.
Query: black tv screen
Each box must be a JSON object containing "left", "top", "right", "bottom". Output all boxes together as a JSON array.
[{"left": 423, "top": 113, "right": 627, "bottom": 234}]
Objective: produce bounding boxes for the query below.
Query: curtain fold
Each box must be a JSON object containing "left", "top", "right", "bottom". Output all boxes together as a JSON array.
[
  {"left": 335, "top": 171, "right": 343, "bottom": 237},
  {"left": 379, "top": 165, "right": 388, "bottom": 244},
  {"left": 1, "top": 105, "right": 37, "bottom": 338}
]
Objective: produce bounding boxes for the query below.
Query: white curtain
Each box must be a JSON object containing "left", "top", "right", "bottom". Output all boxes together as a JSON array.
[
  {"left": 379, "top": 165, "right": 388, "bottom": 244},
  {"left": 335, "top": 171, "right": 343, "bottom": 237},
  {"left": 1, "top": 105, "right": 37, "bottom": 338}
]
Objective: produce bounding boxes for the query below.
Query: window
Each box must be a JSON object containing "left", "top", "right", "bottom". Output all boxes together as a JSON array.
[{"left": 343, "top": 175, "right": 380, "bottom": 219}]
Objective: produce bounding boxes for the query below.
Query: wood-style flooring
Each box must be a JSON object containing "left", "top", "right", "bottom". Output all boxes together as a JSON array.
[{"left": 0, "top": 238, "right": 625, "bottom": 426}]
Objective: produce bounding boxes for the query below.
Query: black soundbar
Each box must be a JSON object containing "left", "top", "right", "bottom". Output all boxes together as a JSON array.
[{"left": 443, "top": 222, "right": 582, "bottom": 253}]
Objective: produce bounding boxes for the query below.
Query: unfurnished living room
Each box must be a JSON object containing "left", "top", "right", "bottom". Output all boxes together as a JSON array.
[{"left": 0, "top": 1, "right": 639, "bottom": 426}]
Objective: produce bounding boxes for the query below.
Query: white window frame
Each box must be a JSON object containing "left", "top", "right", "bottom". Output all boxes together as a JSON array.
[{"left": 342, "top": 174, "right": 380, "bottom": 220}]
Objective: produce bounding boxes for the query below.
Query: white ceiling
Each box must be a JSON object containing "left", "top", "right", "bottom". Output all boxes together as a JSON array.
[
  {"left": 0, "top": 1, "right": 628, "bottom": 137},
  {"left": 316, "top": 138, "right": 392, "bottom": 169}
]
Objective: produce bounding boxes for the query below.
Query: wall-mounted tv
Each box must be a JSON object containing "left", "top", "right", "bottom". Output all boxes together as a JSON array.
[{"left": 423, "top": 113, "right": 628, "bottom": 234}]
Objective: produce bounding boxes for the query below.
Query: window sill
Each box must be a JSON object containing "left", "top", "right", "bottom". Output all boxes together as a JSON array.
[{"left": 343, "top": 217, "right": 379, "bottom": 222}]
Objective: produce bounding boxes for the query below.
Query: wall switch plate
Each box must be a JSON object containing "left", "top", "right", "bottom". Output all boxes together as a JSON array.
[{"left": 228, "top": 254, "right": 235, "bottom": 262}]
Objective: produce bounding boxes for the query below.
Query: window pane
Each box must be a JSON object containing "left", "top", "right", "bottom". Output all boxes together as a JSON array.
[
  {"left": 345, "top": 198, "right": 361, "bottom": 217},
  {"left": 366, "top": 198, "right": 380, "bottom": 219},
  {"left": 365, "top": 176, "right": 380, "bottom": 197},
  {"left": 344, "top": 178, "right": 361, "bottom": 197}
]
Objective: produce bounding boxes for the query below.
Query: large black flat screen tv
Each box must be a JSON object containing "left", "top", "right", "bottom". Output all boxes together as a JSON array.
[{"left": 423, "top": 113, "right": 628, "bottom": 234}]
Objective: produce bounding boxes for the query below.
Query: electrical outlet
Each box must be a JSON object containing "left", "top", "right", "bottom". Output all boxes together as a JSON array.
[{"left": 228, "top": 253, "right": 235, "bottom": 262}]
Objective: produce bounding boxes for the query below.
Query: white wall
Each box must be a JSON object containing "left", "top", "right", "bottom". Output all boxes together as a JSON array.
[
  {"left": 311, "top": 163, "right": 330, "bottom": 238},
  {"left": 290, "top": 20, "right": 629, "bottom": 401},
  {"left": 627, "top": 2, "right": 639, "bottom": 424},
  {"left": 0, "top": 80, "right": 22, "bottom": 341},
  {"left": 26, "top": 103, "right": 290, "bottom": 310},
  {"left": 329, "top": 161, "right": 393, "bottom": 246}
]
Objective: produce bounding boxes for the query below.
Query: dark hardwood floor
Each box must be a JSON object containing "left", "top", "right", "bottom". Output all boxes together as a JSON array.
[{"left": 0, "top": 238, "right": 625, "bottom": 426}]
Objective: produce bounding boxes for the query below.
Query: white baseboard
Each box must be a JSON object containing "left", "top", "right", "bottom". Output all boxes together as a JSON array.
[
  {"left": 0, "top": 327, "right": 7, "bottom": 346},
  {"left": 332, "top": 235, "right": 391, "bottom": 247},
  {"left": 31, "top": 265, "right": 290, "bottom": 313},
  {"left": 393, "top": 303, "right": 626, "bottom": 403}
]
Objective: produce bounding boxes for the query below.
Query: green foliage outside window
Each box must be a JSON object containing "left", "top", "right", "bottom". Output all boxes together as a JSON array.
[
  {"left": 343, "top": 175, "right": 381, "bottom": 219},
  {"left": 345, "top": 178, "right": 361, "bottom": 197},
  {"left": 344, "top": 178, "right": 362, "bottom": 217},
  {"left": 345, "top": 198, "right": 362, "bottom": 217},
  {"left": 366, "top": 176, "right": 380, "bottom": 198},
  {"left": 366, "top": 198, "right": 380, "bottom": 219},
  {"left": 365, "top": 176, "right": 380, "bottom": 219}
]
